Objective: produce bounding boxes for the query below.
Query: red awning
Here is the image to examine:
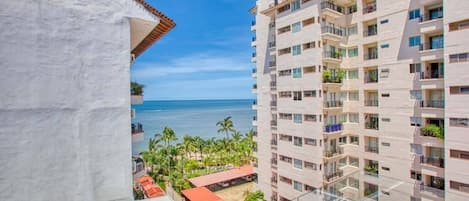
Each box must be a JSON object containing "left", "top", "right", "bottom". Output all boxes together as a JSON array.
[{"left": 188, "top": 165, "right": 254, "bottom": 187}]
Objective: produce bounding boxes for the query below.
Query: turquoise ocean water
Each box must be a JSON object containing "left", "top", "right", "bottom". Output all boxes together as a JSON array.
[{"left": 131, "top": 99, "right": 255, "bottom": 155}]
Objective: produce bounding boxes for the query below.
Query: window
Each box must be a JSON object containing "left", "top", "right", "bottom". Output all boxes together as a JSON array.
[
  {"left": 349, "top": 157, "right": 359, "bottom": 167},
  {"left": 339, "top": 137, "right": 347, "bottom": 145},
  {"left": 348, "top": 4, "right": 357, "bottom": 14},
  {"left": 292, "top": 45, "right": 301, "bottom": 55},
  {"left": 279, "top": 155, "right": 292, "bottom": 163},
  {"left": 381, "top": 93, "right": 390, "bottom": 97},
  {"left": 279, "top": 69, "right": 292, "bottom": 76},
  {"left": 411, "top": 170, "right": 422, "bottom": 181},
  {"left": 410, "top": 63, "right": 421, "bottom": 73},
  {"left": 278, "top": 26, "right": 291, "bottom": 34},
  {"left": 381, "top": 44, "right": 389, "bottom": 48},
  {"left": 409, "top": 9, "right": 420, "bottom": 20},
  {"left": 350, "top": 136, "right": 359, "bottom": 145},
  {"left": 409, "top": 36, "right": 421, "bottom": 47},
  {"left": 291, "top": 0, "right": 301, "bottom": 11},
  {"left": 279, "top": 91, "right": 292, "bottom": 98},
  {"left": 293, "top": 159, "right": 303, "bottom": 169},
  {"left": 280, "top": 134, "right": 293, "bottom": 142},
  {"left": 347, "top": 25, "right": 358, "bottom": 35},
  {"left": 348, "top": 47, "right": 358, "bottom": 57},
  {"left": 449, "top": 53, "right": 469, "bottom": 63},
  {"left": 303, "top": 41, "right": 315, "bottom": 50},
  {"left": 292, "top": 22, "right": 301, "bottom": 33},
  {"left": 380, "top": 19, "right": 389, "bottom": 24},
  {"left": 293, "top": 91, "right": 302, "bottom": 101},
  {"left": 303, "top": 66, "right": 315, "bottom": 73},
  {"left": 304, "top": 90, "right": 316, "bottom": 97},
  {"left": 302, "top": 17, "right": 314, "bottom": 27},
  {"left": 279, "top": 113, "right": 293, "bottom": 120},
  {"left": 349, "top": 113, "right": 359, "bottom": 123},
  {"left": 277, "top": 4, "right": 290, "bottom": 14},
  {"left": 293, "top": 68, "right": 302, "bottom": 78},
  {"left": 294, "top": 181, "right": 303, "bottom": 192},
  {"left": 293, "top": 114, "right": 302, "bottom": 123},
  {"left": 450, "top": 86, "right": 469, "bottom": 94},
  {"left": 450, "top": 181, "right": 469, "bottom": 194},
  {"left": 278, "top": 47, "right": 291, "bottom": 55},
  {"left": 304, "top": 161, "right": 317, "bottom": 170},
  {"left": 450, "top": 118, "right": 469, "bottom": 127},
  {"left": 410, "top": 90, "right": 422, "bottom": 100},
  {"left": 450, "top": 149, "right": 469, "bottom": 160},
  {"left": 305, "top": 138, "right": 316, "bottom": 146},
  {"left": 304, "top": 114, "right": 316, "bottom": 122},
  {"left": 449, "top": 19, "right": 469, "bottom": 32},
  {"left": 349, "top": 91, "right": 359, "bottom": 101},
  {"left": 348, "top": 70, "right": 359, "bottom": 79},
  {"left": 294, "top": 137, "right": 303, "bottom": 146}
]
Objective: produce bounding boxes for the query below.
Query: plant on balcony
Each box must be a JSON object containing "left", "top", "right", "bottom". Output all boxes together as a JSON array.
[
  {"left": 131, "top": 82, "right": 144, "bottom": 95},
  {"left": 322, "top": 69, "right": 344, "bottom": 83},
  {"left": 421, "top": 124, "right": 444, "bottom": 139},
  {"left": 364, "top": 165, "right": 378, "bottom": 175}
]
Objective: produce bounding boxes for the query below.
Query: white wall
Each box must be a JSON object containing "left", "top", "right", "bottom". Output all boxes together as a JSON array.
[{"left": 0, "top": 1, "right": 158, "bottom": 200}]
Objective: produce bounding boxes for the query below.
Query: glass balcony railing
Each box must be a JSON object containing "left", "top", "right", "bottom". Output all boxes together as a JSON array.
[
  {"left": 364, "top": 51, "right": 378, "bottom": 60},
  {"left": 324, "top": 170, "right": 344, "bottom": 182},
  {"left": 131, "top": 123, "right": 143, "bottom": 134},
  {"left": 321, "top": 26, "right": 345, "bottom": 36},
  {"left": 420, "top": 100, "right": 444, "bottom": 108},
  {"left": 365, "top": 145, "right": 379, "bottom": 153},
  {"left": 420, "top": 156, "right": 445, "bottom": 168},
  {"left": 324, "top": 123, "right": 343, "bottom": 133},
  {"left": 363, "top": 28, "right": 377, "bottom": 37},
  {"left": 324, "top": 147, "right": 343, "bottom": 157},
  {"left": 420, "top": 71, "right": 443, "bottom": 79},
  {"left": 420, "top": 10, "right": 443, "bottom": 22},
  {"left": 323, "top": 51, "right": 344, "bottom": 59},
  {"left": 320, "top": 1, "right": 345, "bottom": 14},
  {"left": 324, "top": 100, "right": 343, "bottom": 108},
  {"left": 419, "top": 42, "right": 443, "bottom": 51},
  {"left": 364, "top": 99, "right": 379, "bottom": 107}
]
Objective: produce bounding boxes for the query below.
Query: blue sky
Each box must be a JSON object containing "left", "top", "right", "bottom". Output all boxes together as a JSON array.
[{"left": 132, "top": 0, "right": 255, "bottom": 100}]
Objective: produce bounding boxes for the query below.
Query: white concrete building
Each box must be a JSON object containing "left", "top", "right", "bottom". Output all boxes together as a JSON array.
[
  {"left": 250, "top": 0, "right": 469, "bottom": 200},
  {"left": 0, "top": 1, "right": 174, "bottom": 201}
]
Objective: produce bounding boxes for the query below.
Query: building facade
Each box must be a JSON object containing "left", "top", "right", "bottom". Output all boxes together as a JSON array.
[
  {"left": 0, "top": 1, "right": 174, "bottom": 201},
  {"left": 250, "top": 0, "right": 469, "bottom": 200}
]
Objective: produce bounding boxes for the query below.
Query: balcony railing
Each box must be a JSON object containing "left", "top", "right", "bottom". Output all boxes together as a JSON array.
[
  {"left": 269, "top": 41, "right": 276, "bottom": 48},
  {"left": 253, "top": 100, "right": 257, "bottom": 105},
  {"left": 365, "top": 121, "right": 379, "bottom": 130},
  {"left": 364, "top": 165, "right": 379, "bottom": 177},
  {"left": 253, "top": 116, "right": 257, "bottom": 121},
  {"left": 419, "top": 43, "right": 443, "bottom": 51},
  {"left": 365, "top": 145, "right": 379, "bottom": 153},
  {"left": 420, "top": 71, "right": 443, "bottom": 79},
  {"left": 268, "top": 61, "right": 276, "bottom": 67},
  {"left": 323, "top": 51, "right": 344, "bottom": 60},
  {"left": 252, "top": 36, "right": 256, "bottom": 42},
  {"left": 420, "top": 156, "right": 444, "bottom": 168},
  {"left": 131, "top": 123, "right": 143, "bottom": 134},
  {"left": 364, "top": 100, "right": 379, "bottom": 107},
  {"left": 419, "top": 11, "right": 443, "bottom": 23},
  {"left": 363, "top": 28, "right": 377, "bottom": 37},
  {"left": 363, "top": 2, "right": 377, "bottom": 14},
  {"left": 320, "top": 1, "right": 345, "bottom": 14},
  {"left": 270, "top": 81, "right": 277, "bottom": 90},
  {"left": 364, "top": 52, "right": 378, "bottom": 60},
  {"left": 252, "top": 52, "right": 256, "bottom": 57},
  {"left": 324, "top": 170, "right": 344, "bottom": 182},
  {"left": 364, "top": 72, "right": 378, "bottom": 83},
  {"left": 252, "top": 68, "right": 257, "bottom": 73},
  {"left": 324, "top": 147, "right": 343, "bottom": 157},
  {"left": 324, "top": 123, "right": 343, "bottom": 133},
  {"left": 321, "top": 26, "right": 345, "bottom": 36},
  {"left": 252, "top": 84, "right": 257, "bottom": 89},
  {"left": 271, "top": 120, "right": 277, "bottom": 126},
  {"left": 271, "top": 140, "right": 278, "bottom": 146},
  {"left": 252, "top": 21, "right": 256, "bottom": 26},
  {"left": 322, "top": 70, "right": 343, "bottom": 83},
  {"left": 419, "top": 183, "right": 445, "bottom": 198},
  {"left": 420, "top": 100, "right": 444, "bottom": 108},
  {"left": 324, "top": 100, "right": 343, "bottom": 108}
]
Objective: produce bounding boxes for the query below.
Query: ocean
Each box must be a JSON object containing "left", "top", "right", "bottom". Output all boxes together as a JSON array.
[{"left": 131, "top": 99, "right": 256, "bottom": 155}]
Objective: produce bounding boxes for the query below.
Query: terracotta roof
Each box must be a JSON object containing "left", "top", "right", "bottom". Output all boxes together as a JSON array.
[
  {"left": 188, "top": 165, "right": 254, "bottom": 187},
  {"left": 137, "top": 175, "right": 165, "bottom": 198},
  {"left": 132, "top": 0, "right": 176, "bottom": 58},
  {"left": 182, "top": 187, "right": 224, "bottom": 201}
]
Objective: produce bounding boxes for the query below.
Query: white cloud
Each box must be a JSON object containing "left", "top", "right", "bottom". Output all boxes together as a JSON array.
[{"left": 132, "top": 52, "right": 252, "bottom": 80}]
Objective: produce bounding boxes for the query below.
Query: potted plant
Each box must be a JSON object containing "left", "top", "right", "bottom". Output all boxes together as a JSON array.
[{"left": 322, "top": 70, "right": 332, "bottom": 83}]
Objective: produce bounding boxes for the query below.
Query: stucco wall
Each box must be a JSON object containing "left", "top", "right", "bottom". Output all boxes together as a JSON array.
[{"left": 0, "top": 1, "right": 158, "bottom": 201}]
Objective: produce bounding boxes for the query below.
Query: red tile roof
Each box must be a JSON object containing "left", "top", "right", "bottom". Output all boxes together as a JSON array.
[
  {"left": 137, "top": 175, "right": 165, "bottom": 198},
  {"left": 182, "top": 187, "right": 224, "bottom": 201},
  {"left": 188, "top": 165, "right": 254, "bottom": 187}
]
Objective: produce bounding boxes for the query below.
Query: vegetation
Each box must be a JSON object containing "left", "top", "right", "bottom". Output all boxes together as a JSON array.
[
  {"left": 322, "top": 69, "right": 344, "bottom": 83},
  {"left": 131, "top": 82, "right": 144, "bottom": 95},
  {"left": 244, "top": 190, "right": 266, "bottom": 201},
  {"left": 364, "top": 165, "right": 379, "bottom": 175},
  {"left": 421, "top": 124, "right": 444, "bottom": 139},
  {"left": 140, "top": 117, "right": 257, "bottom": 193}
]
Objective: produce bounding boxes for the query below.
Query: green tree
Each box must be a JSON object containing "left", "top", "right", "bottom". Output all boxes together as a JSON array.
[
  {"left": 244, "top": 191, "right": 266, "bottom": 201},
  {"left": 182, "top": 135, "right": 195, "bottom": 158},
  {"left": 130, "top": 82, "right": 144, "bottom": 95},
  {"left": 216, "top": 116, "right": 236, "bottom": 139},
  {"left": 193, "top": 136, "right": 205, "bottom": 160}
]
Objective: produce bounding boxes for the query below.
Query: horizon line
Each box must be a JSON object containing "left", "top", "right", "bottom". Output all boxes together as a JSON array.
[{"left": 143, "top": 98, "right": 255, "bottom": 101}]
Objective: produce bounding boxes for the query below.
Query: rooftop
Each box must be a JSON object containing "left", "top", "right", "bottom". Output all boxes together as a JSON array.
[
  {"left": 181, "top": 187, "right": 224, "bottom": 201},
  {"left": 188, "top": 165, "right": 254, "bottom": 187}
]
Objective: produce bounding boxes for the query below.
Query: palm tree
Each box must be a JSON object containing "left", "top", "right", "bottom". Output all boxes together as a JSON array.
[
  {"left": 192, "top": 136, "right": 204, "bottom": 160},
  {"left": 182, "top": 135, "right": 195, "bottom": 158},
  {"left": 216, "top": 116, "right": 236, "bottom": 139},
  {"left": 161, "top": 127, "right": 177, "bottom": 148}
]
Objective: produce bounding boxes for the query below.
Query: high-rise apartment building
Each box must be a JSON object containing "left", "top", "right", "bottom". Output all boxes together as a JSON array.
[{"left": 250, "top": 0, "right": 469, "bottom": 200}]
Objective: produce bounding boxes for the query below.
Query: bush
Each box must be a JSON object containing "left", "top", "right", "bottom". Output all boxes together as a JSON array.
[
  {"left": 421, "top": 124, "right": 444, "bottom": 139},
  {"left": 245, "top": 190, "right": 266, "bottom": 201}
]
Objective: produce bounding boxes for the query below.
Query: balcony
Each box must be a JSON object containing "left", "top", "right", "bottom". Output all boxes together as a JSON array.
[
  {"left": 131, "top": 82, "right": 144, "bottom": 105},
  {"left": 420, "top": 100, "right": 444, "bottom": 108},
  {"left": 252, "top": 100, "right": 258, "bottom": 110},
  {"left": 419, "top": 183, "right": 445, "bottom": 198},
  {"left": 365, "top": 145, "right": 379, "bottom": 154},
  {"left": 322, "top": 70, "right": 343, "bottom": 84},
  {"left": 420, "top": 71, "right": 443, "bottom": 80},
  {"left": 364, "top": 100, "right": 378, "bottom": 107},
  {"left": 324, "top": 123, "right": 343, "bottom": 133},
  {"left": 419, "top": 43, "right": 443, "bottom": 52},
  {"left": 131, "top": 123, "right": 144, "bottom": 143},
  {"left": 271, "top": 158, "right": 278, "bottom": 169},
  {"left": 419, "top": 12, "right": 443, "bottom": 33},
  {"left": 271, "top": 120, "right": 277, "bottom": 130},
  {"left": 420, "top": 124, "right": 444, "bottom": 139},
  {"left": 324, "top": 100, "right": 343, "bottom": 108},
  {"left": 251, "top": 52, "right": 256, "bottom": 63},
  {"left": 365, "top": 115, "right": 379, "bottom": 130},
  {"left": 363, "top": 27, "right": 377, "bottom": 37},
  {"left": 364, "top": 51, "right": 378, "bottom": 61},
  {"left": 252, "top": 116, "right": 257, "bottom": 126},
  {"left": 324, "top": 147, "right": 343, "bottom": 158},
  {"left": 362, "top": 1, "right": 377, "bottom": 14},
  {"left": 271, "top": 139, "right": 278, "bottom": 150},
  {"left": 321, "top": 26, "right": 345, "bottom": 41},
  {"left": 270, "top": 101, "right": 277, "bottom": 111},
  {"left": 268, "top": 61, "right": 276, "bottom": 73},
  {"left": 324, "top": 170, "right": 344, "bottom": 183},
  {"left": 251, "top": 68, "right": 257, "bottom": 78},
  {"left": 270, "top": 81, "right": 277, "bottom": 91},
  {"left": 364, "top": 69, "right": 378, "bottom": 83},
  {"left": 251, "top": 84, "right": 257, "bottom": 94},
  {"left": 323, "top": 51, "right": 343, "bottom": 63},
  {"left": 251, "top": 20, "right": 256, "bottom": 31},
  {"left": 320, "top": 1, "right": 345, "bottom": 18},
  {"left": 420, "top": 156, "right": 444, "bottom": 168},
  {"left": 364, "top": 165, "right": 379, "bottom": 177}
]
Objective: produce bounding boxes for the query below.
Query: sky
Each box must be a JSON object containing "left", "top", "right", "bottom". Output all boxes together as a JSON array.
[{"left": 132, "top": 0, "right": 256, "bottom": 100}]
